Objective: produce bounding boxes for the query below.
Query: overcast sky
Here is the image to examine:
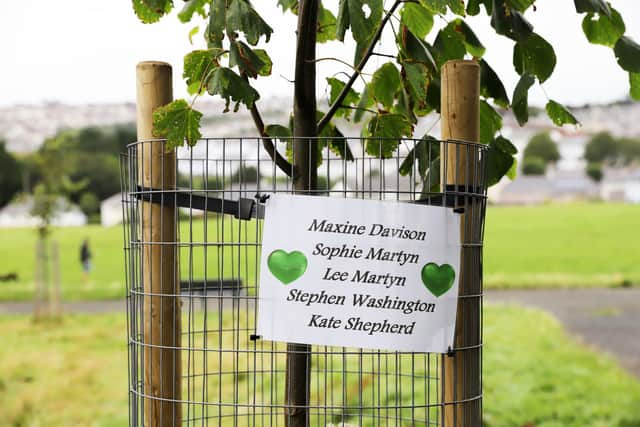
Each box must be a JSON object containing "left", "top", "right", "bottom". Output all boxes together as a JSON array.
[{"left": 2, "top": 0, "right": 639, "bottom": 108}]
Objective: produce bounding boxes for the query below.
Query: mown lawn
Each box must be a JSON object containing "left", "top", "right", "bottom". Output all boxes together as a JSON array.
[
  {"left": 1, "top": 305, "right": 638, "bottom": 426},
  {"left": 0, "top": 203, "right": 638, "bottom": 301},
  {"left": 0, "top": 217, "right": 260, "bottom": 301},
  {"left": 484, "top": 203, "right": 640, "bottom": 288}
]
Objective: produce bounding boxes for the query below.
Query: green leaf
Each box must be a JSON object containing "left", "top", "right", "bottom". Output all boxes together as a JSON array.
[
  {"left": 467, "top": 0, "right": 481, "bottom": 15},
  {"left": 230, "top": 41, "right": 268, "bottom": 79},
  {"left": 392, "top": 86, "right": 417, "bottom": 125},
  {"left": 400, "top": 3, "right": 434, "bottom": 40},
  {"left": 188, "top": 26, "right": 199, "bottom": 45},
  {"left": 354, "top": 86, "right": 374, "bottom": 123},
  {"left": 614, "top": 36, "right": 640, "bottom": 73},
  {"left": 546, "top": 100, "right": 579, "bottom": 126},
  {"left": 480, "top": 59, "right": 510, "bottom": 108},
  {"left": 506, "top": 158, "right": 518, "bottom": 180},
  {"left": 354, "top": 34, "right": 374, "bottom": 65},
  {"left": 371, "top": 63, "right": 401, "bottom": 109},
  {"left": 328, "top": 135, "right": 355, "bottom": 161},
  {"left": 226, "top": 0, "right": 273, "bottom": 46},
  {"left": 336, "top": 0, "right": 349, "bottom": 41},
  {"left": 505, "top": 0, "right": 535, "bottom": 12},
  {"left": 132, "top": 0, "right": 172, "bottom": 23},
  {"left": 399, "top": 27, "right": 437, "bottom": 72},
  {"left": 630, "top": 73, "right": 640, "bottom": 101},
  {"left": 574, "top": 0, "right": 611, "bottom": 18},
  {"left": 403, "top": 62, "right": 430, "bottom": 114},
  {"left": 420, "top": 0, "right": 465, "bottom": 15},
  {"left": 253, "top": 50, "right": 273, "bottom": 76},
  {"left": 183, "top": 50, "right": 220, "bottom": 94},
  {"left": 326, "top": 77, "right": 359, "bottom": 118},
  {"left": 178, "top": 0, "right": 208, "bottom": 23},
  {"left": 467, "top": 0, "right": 492, "bottom": 15},
  {"left": 493, "top": 134, "right": 517, "bottom": 155},
  {"left": 479, "top": 100, "right": 503, "bottom": 145},
  {"left": 425, "top": 76, "right": 441, "bottom": 113},
  {"left": 513, "top": 33, "right": 556, "bottom": 83},
  {"left": 512, "top": 73, "right": 535, "bottom": 126},
  {"left": 452, "top": 18, "right": 485, "bottom": 58},
  {"left": 447, "top": 0, "right": 466, "bottom": 15},
  {"left": 339, "top": 0, "right": 383, "bottom": 45},
  {"left": 316, "top": 117, "right": 353, "bottom": 162},
  {"left": 418, "top": 0, "right": 447, "bottom": 14},
  {"left": 363, "top": 113, "right": 413, "bottom": 158},
  {"left": 433, "top": 24, "right": 466, "bottom": 67},
  {"left": 206, "top": 67, "right": 260, "bottom": 112},
  {"left": 491, "top": 2, "right": 533, "bottom": 42},
  {"left": 399, "top": 136, "right": 438, "bottom": 178},
  {"left": 582, "top": 8, "right": 625, "bottom": 47},
  {"left": 317, "top": 4, "right": 337, "bottom": 43},
  {"left": 486, "top": 136, "right": 516, "bottom": 186},
  {"left": 207, "top": 0, "right": 226, "bottom": 49},
  {"left": 265, "top": 124, "right": 292, "bottom": 138},
  {"left": 152, "top": 99, "right": 203, "bottom": 148}
]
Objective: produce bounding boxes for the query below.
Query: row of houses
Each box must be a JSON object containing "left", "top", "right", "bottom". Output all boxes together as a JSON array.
[{"left": 1, "top": 166, "right": 638, "bottom": 228}]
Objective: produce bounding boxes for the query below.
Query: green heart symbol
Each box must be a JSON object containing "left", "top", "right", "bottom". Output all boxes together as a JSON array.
[
  {"left": 421, "top": 263, "right": 455, "bottom": 297},
  {"left": 267, "top": 250, "right": 308, "bottom": 285}
]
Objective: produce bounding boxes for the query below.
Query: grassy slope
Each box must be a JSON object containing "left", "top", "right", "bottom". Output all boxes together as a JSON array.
[
  {"left": 0, "top": 203, "right": 638, "bottom": 301},
  {"left": 484, "top": 203, "right": 640, "bottom": 288},
  {"left": 1, "top": 306, "right": 639, "bottom": 427}
]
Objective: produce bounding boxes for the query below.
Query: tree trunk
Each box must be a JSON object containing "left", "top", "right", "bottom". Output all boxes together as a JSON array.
[{"left": 286, "top": 1, "right": 318, "bottom": 426}]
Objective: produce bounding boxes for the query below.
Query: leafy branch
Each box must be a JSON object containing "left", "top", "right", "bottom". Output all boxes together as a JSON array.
[
  {"left": 317, "top": 0, "right": 402, "bottom": 133},
  {"left": 132, "top": 0, "right": 640, "bottom": 188}
]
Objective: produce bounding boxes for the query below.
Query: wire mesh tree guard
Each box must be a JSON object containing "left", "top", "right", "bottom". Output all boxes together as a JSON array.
[{"left": 121, "top": 134, "right": 487, "bottom": 426}]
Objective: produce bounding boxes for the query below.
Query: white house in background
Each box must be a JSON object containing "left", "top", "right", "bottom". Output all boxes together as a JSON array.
[
  {"left": 100, "top": 193, "right": 124, "bottom": 226},
  {"left": 494, "top": 169, "right": 599, "bottom": 205},
  {"left": 600, "top": 169, "right": 640, "bottom": 203},
  {"left": 0, "top": 197, "right": 87, "bottom": 228}
]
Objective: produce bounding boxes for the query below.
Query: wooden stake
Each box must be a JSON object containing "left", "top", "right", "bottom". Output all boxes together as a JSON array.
[
  {"left": 440, "top": 60, "right": 482, "bottom": 427},
  {"left": 136, "top": 61, "right": 181, "bottom": 426},
  {"left": 51, "top": 240, "right": 61, "bottom": 317},
  {"left": 33, "top": 239, "right": 44, "bottom": 319}
]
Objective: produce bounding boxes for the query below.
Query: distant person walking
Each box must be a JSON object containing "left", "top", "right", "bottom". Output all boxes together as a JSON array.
[{"left": 80, "top": 239, "right": 92, "bottom": 284}]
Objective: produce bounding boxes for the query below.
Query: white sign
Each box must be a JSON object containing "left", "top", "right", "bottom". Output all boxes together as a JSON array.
[{"left": 256, "top": 194, "right": 461, "bottom": 353}]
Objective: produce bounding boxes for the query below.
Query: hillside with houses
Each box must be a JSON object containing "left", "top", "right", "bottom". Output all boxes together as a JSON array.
[{"left": 0, "top": 99, "right": 639, "bottom": 228}]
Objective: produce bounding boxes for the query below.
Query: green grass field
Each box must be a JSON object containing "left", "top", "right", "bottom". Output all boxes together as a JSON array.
[
  {"left": 484, "top": 203, "right": 640, "bottom": 288},
  {"left": 1, "top": 305, "right": 638, "bottom": 426},
  {"left": 0, "top": 203, "right": 638, "bottom": 301}
]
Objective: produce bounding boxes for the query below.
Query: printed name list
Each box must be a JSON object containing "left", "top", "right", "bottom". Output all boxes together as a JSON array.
[{"left": 256, "top": 194, "right": 461, "bottom": 353}]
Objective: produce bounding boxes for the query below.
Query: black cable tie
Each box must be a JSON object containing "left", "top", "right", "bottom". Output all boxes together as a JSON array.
[
  {"left": 249, "top": 334, "right": 261, "bottom": 341},
  {"left": 447, "top": 346, "right": 455, "bottom": 357},
  {"left": 256, "top": 193, "right": 270, "bottom": 203}
]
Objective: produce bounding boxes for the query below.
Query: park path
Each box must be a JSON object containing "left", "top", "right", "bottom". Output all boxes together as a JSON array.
[
  {"left": 486, "top": 288, "right": 640, "bottom": 378},
  {"left": 1, "top": 288, "right": 638, "bottom": 376}
]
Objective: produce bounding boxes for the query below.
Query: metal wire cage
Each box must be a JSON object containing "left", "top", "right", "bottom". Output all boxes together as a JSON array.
[{"left": 121, "top": 137, "right": 488, "bottom": 426}]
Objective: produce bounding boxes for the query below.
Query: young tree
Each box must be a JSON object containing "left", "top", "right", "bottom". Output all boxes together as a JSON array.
[
  {"left": 131, "top": 2, "right": 639, "bottom": 424},
  {"left": 132, "top": 0, "right": 639, "bottom": 189}
]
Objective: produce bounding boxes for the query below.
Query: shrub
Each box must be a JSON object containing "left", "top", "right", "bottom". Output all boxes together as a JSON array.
[
  {"left": 522, "top": 156, "right": 547, "bottom": 175},
  {"left": 586, "top": 162, "right": 603, "bottom": 182},
  {"left": 524, "top": 133, "right": 560, "bottom": 164}
]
